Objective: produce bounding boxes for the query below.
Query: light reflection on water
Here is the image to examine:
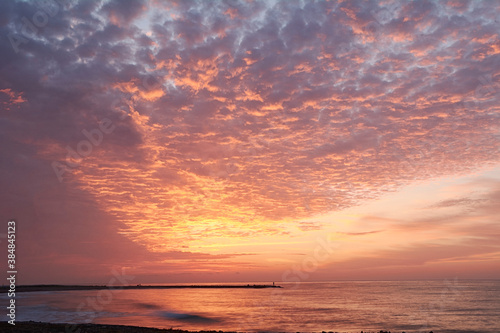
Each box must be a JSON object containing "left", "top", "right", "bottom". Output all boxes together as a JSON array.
[{"left": 5, "top": 280, "right": 500, "bottom": 332}]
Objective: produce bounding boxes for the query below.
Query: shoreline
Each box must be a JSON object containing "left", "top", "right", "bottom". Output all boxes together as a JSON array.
[
  {"left": 0, "top": 284, "right": 282, "bottom": 293},
  {"left": 0, "top": 321, "right": 237, "bottom": 332}
]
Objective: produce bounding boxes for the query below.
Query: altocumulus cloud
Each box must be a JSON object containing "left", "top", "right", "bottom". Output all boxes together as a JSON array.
[{"left": 0, "top": 0, "right": 499, "bottom": 259}]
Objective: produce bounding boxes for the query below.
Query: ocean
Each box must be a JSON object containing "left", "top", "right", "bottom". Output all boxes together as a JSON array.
[{"left": 4, "top": 280, "right": 500, "bottom": 332}]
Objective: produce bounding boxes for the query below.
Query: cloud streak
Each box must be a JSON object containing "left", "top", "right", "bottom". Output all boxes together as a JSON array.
[{"left": 0, "top": 0, "right": 499, "bottom": 282}]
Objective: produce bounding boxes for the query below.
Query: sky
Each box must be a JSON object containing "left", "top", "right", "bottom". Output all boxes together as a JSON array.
[{"left": 0, "top": 0, "right": 499, "bottom": 285}]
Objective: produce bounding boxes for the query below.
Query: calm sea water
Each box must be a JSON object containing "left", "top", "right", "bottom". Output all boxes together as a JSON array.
[{"left": 4, "top": 280, "right": 500, "bottom": 332}]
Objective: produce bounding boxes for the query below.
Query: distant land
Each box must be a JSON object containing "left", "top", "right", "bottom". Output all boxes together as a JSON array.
[{"left": 0, "top": 284, "right": 282, "bottom": 293}]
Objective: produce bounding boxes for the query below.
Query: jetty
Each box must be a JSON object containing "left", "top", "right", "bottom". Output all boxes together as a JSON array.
[{"left": 1, "top": 284, "right": 283, "bottom": 293}]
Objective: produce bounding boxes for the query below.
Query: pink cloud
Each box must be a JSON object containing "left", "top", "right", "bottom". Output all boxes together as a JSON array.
[{"left": 0, "top": 0, "right": 499, "bottom": 283}]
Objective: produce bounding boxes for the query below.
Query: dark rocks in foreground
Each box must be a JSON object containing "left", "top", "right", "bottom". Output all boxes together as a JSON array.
[
  {"left": 0, "top": 323, "right": 436, "bottom": 333},
  {"left": 0, "top": 321, "right": 234, "bottom": 333}
]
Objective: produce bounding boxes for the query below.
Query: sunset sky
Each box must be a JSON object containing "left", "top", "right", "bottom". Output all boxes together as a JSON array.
[{"left": 1, "top": 0, "right": 499, "bottom": 285}]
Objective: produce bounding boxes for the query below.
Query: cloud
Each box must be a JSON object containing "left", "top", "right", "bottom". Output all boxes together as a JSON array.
[
  {"left": 337, "top": 230, "right": 383, "bottom": 237},
  {"left": 297, "top": 222, "right": 323, "bottom": 232},
  {"left": 0, "top": 0, "right": 499, "bottom": 282},
  {"left": 428, "top": 197, "right": 486, "bottom": 208},
  {"left": 316, "top": 179, "right": 500, "bottom": 279}
]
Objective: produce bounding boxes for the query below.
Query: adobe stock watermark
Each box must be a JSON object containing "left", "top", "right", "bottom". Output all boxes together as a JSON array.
[
  {"left": 64, "top": 267, "right": 135, "bottom": 333},
  {"left": 475, "top": 74, "right": 500, "bottom": 100},
  {"left": 366, "top": 2, "right": 402, "bottom": 35},
  {"left": 110, "top": 72, "right": 165, "bottom": 120},
  {"left": 456, "top": 73, "right": 500, "bottom": 112},
  {"left": 238, "top": 234, "right": 340, "bottom": 331},
  {"left": 454, "top": 72, "right": 500, "bottom": 146},
  {"left": 7, "top": 0, "right": 75, "bottom": 54},
  {"left": 214, "top": 137, "right": 271, "bottom": 179},
  {"left": 408, "top": 277, "right": 464, "bottom": 333},
  {"left": 51, "top": 119, "right": 115, "bottom": 182},
  {"left": 50, "top": 71, "right": 165, "bottom": 182}
]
